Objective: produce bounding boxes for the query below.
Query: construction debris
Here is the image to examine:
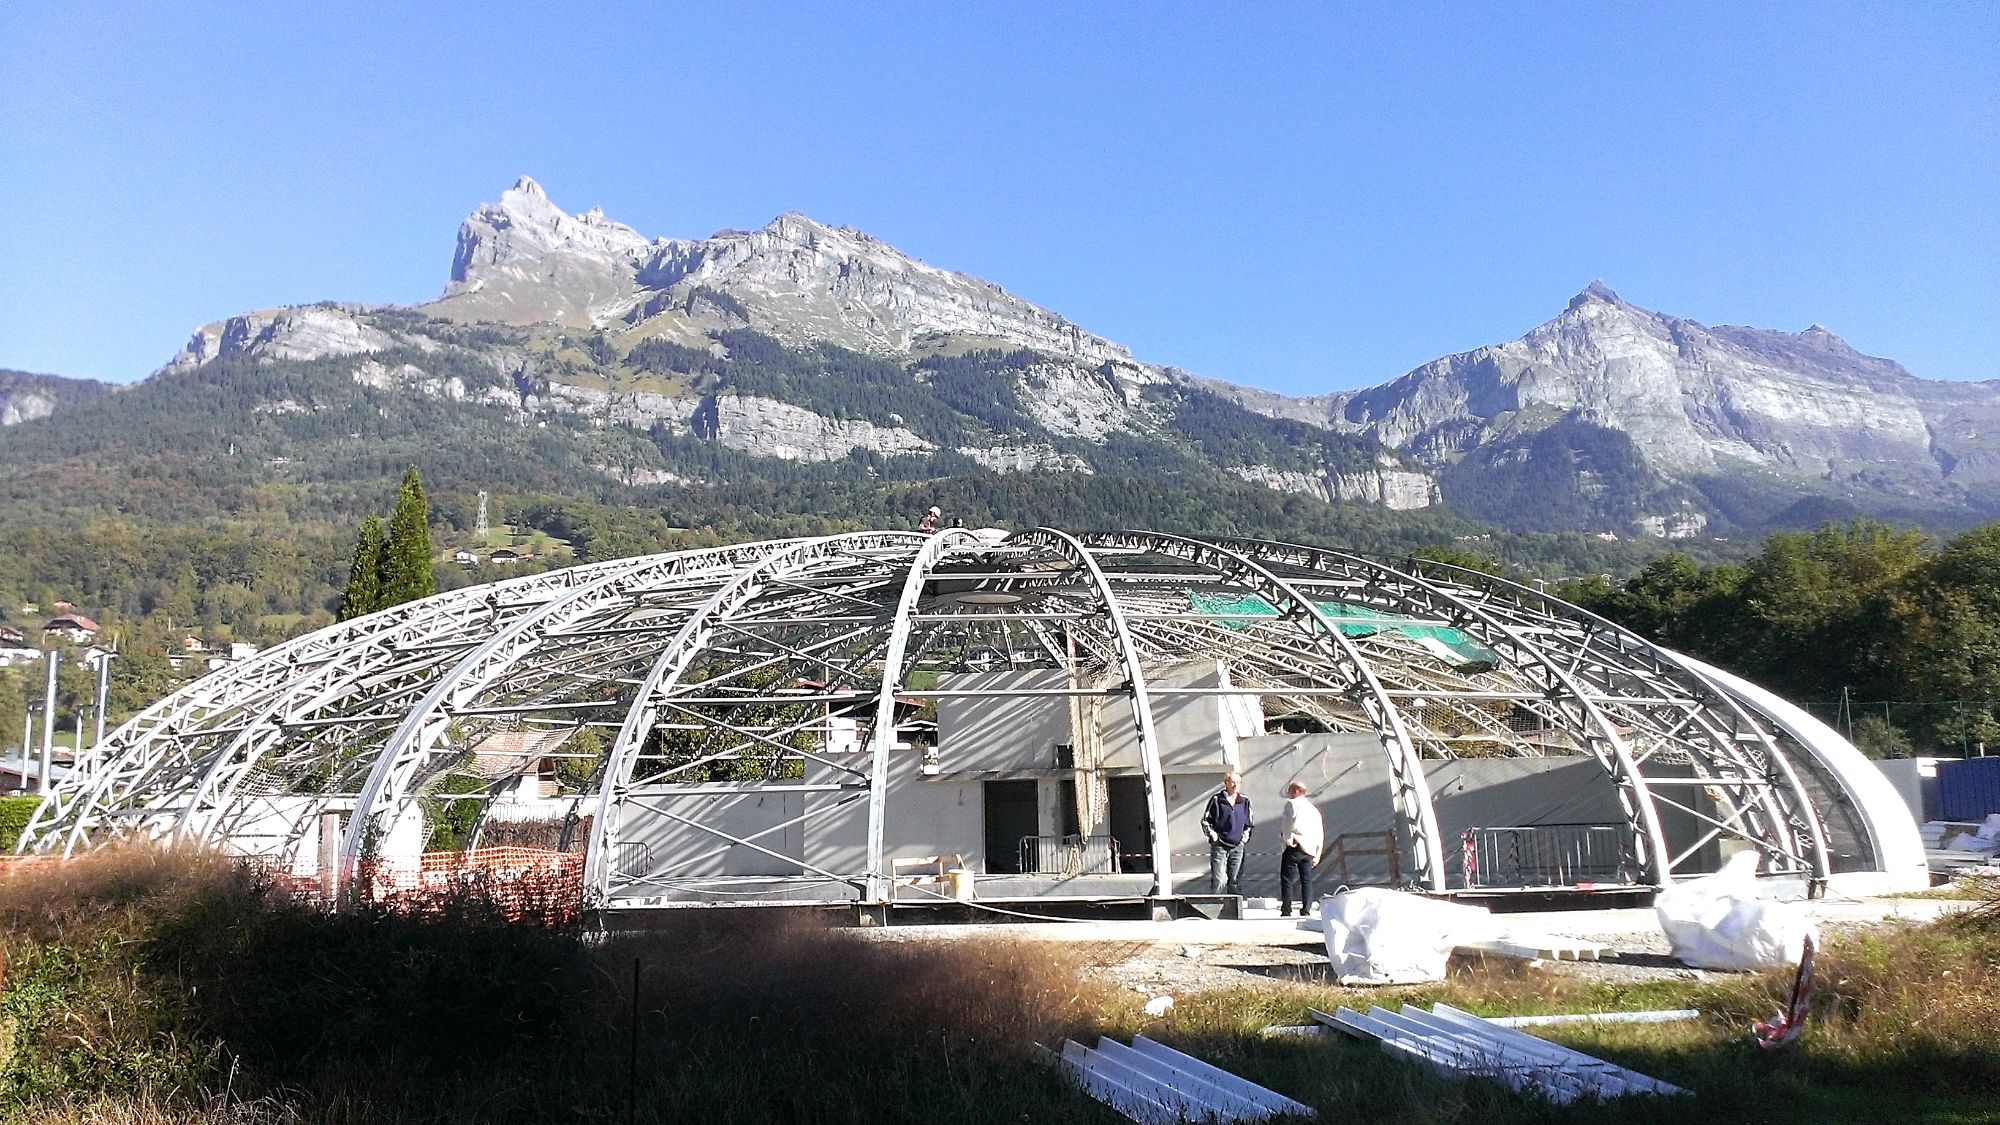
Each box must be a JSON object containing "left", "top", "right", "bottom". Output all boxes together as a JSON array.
[
  {"left": 1312, "top": 1002, "right": 1686, "bottom": 1101},
  {"left": 1656, "top": 851, "right": 1818, "bottom": 971},
  {"left": 1264, "top": 1008, "right": 1698, "bottom": 1037},
  {"left": 1454, "top": 935, "right": 1608, "bottom": 963},
  {"left": 1259, "top": 1024, "right": 1328, "bottom": 1038},
  {"left": 1752, "top": 932, "right": 1817, "bottom": 1050},
  {"left": 1488, "top": 1009, "right": 1699, "bottom": 1028},
  {"left": 1319, "top": 888, "right": 1495, "bottom": 984},
  {"left": 1040, "top": 1034, "right": 1316, "bottom": 1123},
  {"left": 1312, "top": 889, "right": 1609, "bottom": 981}
]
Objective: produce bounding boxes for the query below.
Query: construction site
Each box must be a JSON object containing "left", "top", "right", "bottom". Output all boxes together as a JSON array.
[{"left": 13, "top": 527, "right": 1986, "bottom": 1122}]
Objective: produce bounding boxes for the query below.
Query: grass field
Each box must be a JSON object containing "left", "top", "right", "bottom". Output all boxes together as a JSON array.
[{"left": 1, "top": 848, "right": 1995, "bottom": 1123}]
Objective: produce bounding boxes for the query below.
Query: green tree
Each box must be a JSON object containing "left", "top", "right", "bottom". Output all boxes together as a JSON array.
[
  {"left": 337, "top": 515, "right": 387, "bottom": 621},
  {"left": 380, "top": 469, "right": 437, "bottom": 608}
]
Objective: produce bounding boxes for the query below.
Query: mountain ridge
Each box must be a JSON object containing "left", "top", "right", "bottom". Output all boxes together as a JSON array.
[{"left": 15, "top": 178, "right": 1997, "bottom": 537}]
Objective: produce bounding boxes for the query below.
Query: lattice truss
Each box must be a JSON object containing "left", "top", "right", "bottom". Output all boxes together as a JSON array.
[{"left": 25, "top": 528, "right": 1883, "bottom": 901}]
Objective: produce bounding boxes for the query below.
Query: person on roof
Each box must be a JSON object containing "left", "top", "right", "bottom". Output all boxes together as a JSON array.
[{"left": 915, "top": 505, "right": 941, "bottom": 534}]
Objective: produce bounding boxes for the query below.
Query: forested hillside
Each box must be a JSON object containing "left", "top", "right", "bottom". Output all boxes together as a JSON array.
[
  {"left": 16, "top": 316, "right": 1988, "bottom": 754},
  {"left": 1563, "top": 519, "right": 2000, "bottom": 756},
  {"left": 0, "top": 322, "right": 1714, "bottom": 742}
]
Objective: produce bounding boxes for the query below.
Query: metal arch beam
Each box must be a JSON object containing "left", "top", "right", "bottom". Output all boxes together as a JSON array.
[
  {"left": 25, "top": 574, "right": 538, "bottom": 854},
  {"left": 863, "top": 529, "right": 984, "bottom": 902},
  {"left": 1088, "top": 531, "right": 1451, "bottom": 892},
  {"left": 1342, "top": 548, "right": 1833, "bottom": 889},
  {"left": 1008, "top": 528, "right": 1182, "bottom": 898},
  {"left": 338, "top": 540, "right": 785, "bottom": 873},
  {"left": 1240, "top": 540, "right": 1828, "bottom": 886},
  {"left": 583, "top": 533, "right": 923, "bottom": 907},
  {"left": 1196, "top": 538, "right": 1680, "bottom": 886},
  {"left": 22, "top": 545, "right": 730, "bottom": 854}
]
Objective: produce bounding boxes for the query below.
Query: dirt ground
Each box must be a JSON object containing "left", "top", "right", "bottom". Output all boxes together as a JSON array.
[{"left": 868, "top": 894, "right": 1972, "bottom": 999}]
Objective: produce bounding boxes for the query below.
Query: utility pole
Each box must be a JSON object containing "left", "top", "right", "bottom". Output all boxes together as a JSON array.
[
  {"left": 39, "top": 650, "right": 57, "bottom": 795},
  {"left": 92, "top": 649, "right": 113, "bottom": 748}
]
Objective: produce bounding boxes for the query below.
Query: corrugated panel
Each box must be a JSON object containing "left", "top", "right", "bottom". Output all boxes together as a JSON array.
[
  {"left": 1310, "top": 1002, "right": 1685, "bottom": 1102},
  {"left": 1042, "top": 1034, "right": 1315, "bottom": 1123},
  {"left": 1936, "top": 757, "right": 2000, "bottom": 821}
]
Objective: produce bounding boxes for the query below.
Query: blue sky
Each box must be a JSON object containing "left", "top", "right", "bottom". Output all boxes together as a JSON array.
[{"left": 2, "top": 4, "right": 1993, "bottom": 394}]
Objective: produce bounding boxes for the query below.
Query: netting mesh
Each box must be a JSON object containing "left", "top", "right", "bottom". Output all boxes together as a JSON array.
[{"left": 1186, "top": 591, "right": 1500, "bottom": 671}]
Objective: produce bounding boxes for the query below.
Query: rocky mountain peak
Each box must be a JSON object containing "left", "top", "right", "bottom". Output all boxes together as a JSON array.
[
  {"left": 446, "top": 177, "right": 650, "bottom": 291},
  {"left": 1798, "top": 323, "right": 1854, "bottom": 351},
  {"left": 1569, "top": 279, "right": 1625, "bottom": 309},
  {"left": 423, "top": 179, "right": 1137, "bottom": 363}
]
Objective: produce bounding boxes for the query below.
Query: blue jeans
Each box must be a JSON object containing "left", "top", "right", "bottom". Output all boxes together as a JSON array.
[{"left": 1209, "top": 842, "right": 1245, "bottom": 895}]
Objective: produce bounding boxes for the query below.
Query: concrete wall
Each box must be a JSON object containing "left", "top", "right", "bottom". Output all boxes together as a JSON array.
[
  {"left": 1871, "top": 757, "right": 1939, "bottom": 824},
  {"left": 613, "top": 785, "right": 806, "bottom": 878},
  {"left": 805, "top": 751, "right": 982, "bottom": 876},
  {"left": 934, "top": 670, "right": 1071, "bottom": 774},
  {"left": 1099, "top": 660, "right": 1265, "bottom": 772},
  {"left": 934, "top": 660, "right": 1264, "bottom": 777},
  {"left": 612, "top": 734, "right": 1723, "bottom": 896},
  {"left": 1210, "top": 734, "right": 1640, "bottom": 896}
]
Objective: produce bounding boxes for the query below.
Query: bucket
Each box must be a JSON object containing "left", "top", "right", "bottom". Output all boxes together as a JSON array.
[{"left": 946, "top": 867, "right": 976, "bottom": 901}]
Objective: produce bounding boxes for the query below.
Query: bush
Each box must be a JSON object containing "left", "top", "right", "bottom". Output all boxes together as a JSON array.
[{"left": 0, "top": 796, "right": 41, "bottom": 852}]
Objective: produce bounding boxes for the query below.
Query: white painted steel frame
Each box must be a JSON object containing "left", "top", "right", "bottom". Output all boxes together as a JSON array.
[{"left": 23, "top": 527, "right": 1913, "bottom": 901}]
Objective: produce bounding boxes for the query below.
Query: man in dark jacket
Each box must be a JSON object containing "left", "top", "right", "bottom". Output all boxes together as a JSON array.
[{"left": 1201, "top": 770, "right": 1252, "bottom": 896}]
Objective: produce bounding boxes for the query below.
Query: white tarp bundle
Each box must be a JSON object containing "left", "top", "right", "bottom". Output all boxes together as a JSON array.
[
  {"left": 1945, "top": 813, "right": 2000, "bottom": 855},
  {"left": 1654, "top": 851, "right": 1817, "bottom": 971},
  {"left": 1320, "top": 888, "right": 1496, "bottom": 985}
]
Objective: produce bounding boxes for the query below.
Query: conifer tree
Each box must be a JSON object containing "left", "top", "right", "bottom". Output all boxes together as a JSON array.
[
  {"left": 337, "top": 515, "right": 387, "bottom": 621},
  {"left": 380, "top": 468, "right": 437, "bottom": 608}
]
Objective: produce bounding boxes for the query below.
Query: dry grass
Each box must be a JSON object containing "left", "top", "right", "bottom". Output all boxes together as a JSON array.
[
  {"left": 1141, "top": 907, "right": 2000, "bottom": 1124},
  {"left": 5, "top": 848, "right": 1999, "bottom": 1123},
  {"left": 0, "top": 846, "right": 1132, "bottom": 1123}
]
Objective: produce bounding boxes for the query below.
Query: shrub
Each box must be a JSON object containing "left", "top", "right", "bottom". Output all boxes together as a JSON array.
[{"left": 0, "top": 797, "right": 41, "bottom": 852}]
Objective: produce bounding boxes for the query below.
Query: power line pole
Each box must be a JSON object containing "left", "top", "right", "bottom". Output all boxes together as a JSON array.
[
  {"left": 92, "top": 649, "right": 113, "bottom": 749},
  {"left": 39, "top": 650, "right": 57, "bottom": 795}
]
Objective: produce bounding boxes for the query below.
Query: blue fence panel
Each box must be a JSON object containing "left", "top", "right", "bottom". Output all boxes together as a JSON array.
[{"left": 1936, "top": 757, "right": 2000, "bottom": 821}]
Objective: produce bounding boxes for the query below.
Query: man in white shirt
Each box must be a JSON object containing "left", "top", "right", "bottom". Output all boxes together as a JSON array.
[{"left": 1278, "top": 780, "right": 1324, "bottom": 917}]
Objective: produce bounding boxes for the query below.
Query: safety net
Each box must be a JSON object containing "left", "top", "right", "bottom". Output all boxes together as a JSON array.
[{"left": 1186, "top": 590, "right": 1500, "bottom": 672}]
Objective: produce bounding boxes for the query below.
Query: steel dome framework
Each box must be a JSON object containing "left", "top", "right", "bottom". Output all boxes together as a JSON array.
[{"left": 22, "top": 529, "right": 1924, "bottom": 904}]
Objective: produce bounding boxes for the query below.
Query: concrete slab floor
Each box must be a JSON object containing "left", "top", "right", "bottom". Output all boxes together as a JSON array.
[
  {"left": 861, "top": 895, "right": 1968, "bottom": 947},
  {"left": 855, "top": 895, "right": 1975, "bottom": 993}
]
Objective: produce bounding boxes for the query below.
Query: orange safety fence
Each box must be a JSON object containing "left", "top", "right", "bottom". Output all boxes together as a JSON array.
[{"left": 355, "top": 847, "right": 587, "bottom": 924}]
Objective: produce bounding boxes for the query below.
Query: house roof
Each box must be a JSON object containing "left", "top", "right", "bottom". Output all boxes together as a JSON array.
[
  {"left": 45, "top": 613, "right": 100, "bottom": 632},
  {"left": 466, "top": 729, "right": 568, "bottom": 781}
]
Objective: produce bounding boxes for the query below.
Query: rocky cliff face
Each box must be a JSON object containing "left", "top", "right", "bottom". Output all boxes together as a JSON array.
[
  {"left": 169, "top": 306, "right": 436, "bottom": 368},
  {"left": 143, "top": 178, "right": 1997, "bottom": 533},
  {"left": 431, "top": 177, "right": 653, "bottom": 327},
  {"left": 421, "top": 178, "right": 1134, "bottom": 368},
  {"left": 1303, "top": 283, "right": 2000, "bottom": 529},
  {"left": 0, "top": 370, "right": 111, "bottom": 427},
  {"left": 629, "top": 213, "right": 1132, "bottom": 364}
]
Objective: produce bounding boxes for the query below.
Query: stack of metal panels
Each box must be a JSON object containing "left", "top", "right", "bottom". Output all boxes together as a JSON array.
[
  {"left": 1041, "top": 1034, "right": 1315, "bottom": 1123},
  {"left": 1311, "top": 1002, "right": 1685, "bottom": 1102}
]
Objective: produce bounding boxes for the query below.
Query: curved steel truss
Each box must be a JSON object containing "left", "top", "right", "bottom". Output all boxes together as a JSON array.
[{"left": 22, "top": 529, "right": 1924, "bottom": 902}]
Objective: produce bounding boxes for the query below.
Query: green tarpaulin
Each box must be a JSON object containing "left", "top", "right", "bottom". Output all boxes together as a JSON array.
[{"left": 1186, "top": 590, "right": 1499, "bottom": 671}]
